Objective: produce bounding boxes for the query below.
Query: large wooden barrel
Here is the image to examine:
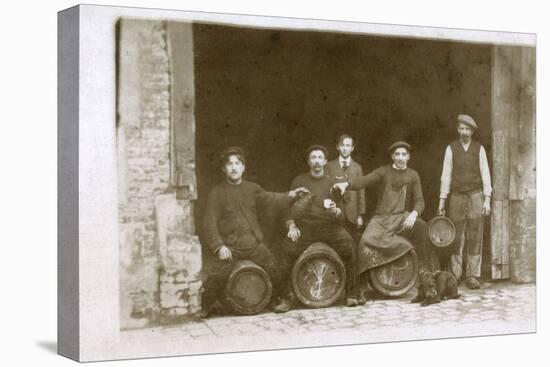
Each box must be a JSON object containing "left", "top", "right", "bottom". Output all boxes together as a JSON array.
[
  {"left": 368, "top": 249, "right": 419, "bottom": 297},
  {"left": 224, "top": 260, "right": 272, "bottom": 315},
  {"left": 291, "top": 242, "right": 346, "bottom": 308}
]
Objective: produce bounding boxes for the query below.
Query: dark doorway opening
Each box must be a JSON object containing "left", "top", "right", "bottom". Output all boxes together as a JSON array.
[{"left": 192, "top": 23, "right": 493, "bottom": 278}]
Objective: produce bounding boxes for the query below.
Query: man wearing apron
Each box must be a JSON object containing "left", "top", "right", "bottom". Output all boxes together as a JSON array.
[{"left": 334, "top": 141, "right": 438, "bottom": 299}]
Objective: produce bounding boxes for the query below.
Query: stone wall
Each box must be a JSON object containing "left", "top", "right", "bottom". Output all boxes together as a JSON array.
[{"left": 117, "top": 19, "right": 201, "bottom": 329}]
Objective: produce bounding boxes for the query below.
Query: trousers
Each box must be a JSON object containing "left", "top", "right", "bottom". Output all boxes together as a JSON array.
[{"left": 448, "top": 190, "right": 484, "bottom": 280}]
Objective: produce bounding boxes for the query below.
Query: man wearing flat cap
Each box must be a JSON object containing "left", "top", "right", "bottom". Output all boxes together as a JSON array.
[
  {"left": 438, "top": 114, "right": 492, "bottom": 289},
  {"left": 273, "top": 145, "right": 359, "bottom": 312},
  {"left": 201, "top": 147, "right": 309, "bottom": 317},
  {"left": 333, "top": 141, "right": 438, "bottom": 299}
]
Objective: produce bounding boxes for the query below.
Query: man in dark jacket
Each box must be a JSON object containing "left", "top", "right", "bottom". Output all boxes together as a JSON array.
[
  {"left": 325, "top": 134, "right": 366, "bottom": 240},
  {"left": 273, "top": 145, "right": 359, "bottom": 313},
  {"left": 201, "top": 147, "right": 308, "bottom": 317}
]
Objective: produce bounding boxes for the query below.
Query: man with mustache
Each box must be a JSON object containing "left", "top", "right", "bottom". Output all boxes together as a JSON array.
[
  {"left": 438, "top": 114, "right": 492, "bottom": 289},
  {"left": 201, "top": 147, "right": 308, "bottom": 317},
  {"left": 273, "top": 145, "right": 359, "bottom": 313},
  {"left": 333, "top": 141, "right": 438, "bottom": 300},
  {"left": 325, "top": 134, "right": 366, "bottom": 240}
]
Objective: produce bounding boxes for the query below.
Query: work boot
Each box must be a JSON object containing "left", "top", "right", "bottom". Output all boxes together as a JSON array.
[
  {"left": 464, "top": 277, "right": 480, "bottom": 289},
  {"left": 346, "top": 297, "right": 359, "bottom": 307},
  {"left": 272, "top": 294, "right": 296, "bottom": 313},
  {"left": 357, "top": 290, "right": 368, "bottom": 306},
  {"left": 199, "top": 300, "right": 223, "bottom": 318}
]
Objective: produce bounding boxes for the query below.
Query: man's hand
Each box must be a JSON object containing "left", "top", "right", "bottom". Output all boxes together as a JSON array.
[
  {"left": 287, "top": 222, "right": 301, "bottom": 242},
  {"left": 288, "top": 187, "right": 310, "bottom": 199},
  {"left": 357, "top": 215, "right": 364, "bottom": 229},
  {"left": 482, "top": 196, "right": 491, "bottom": 217},
  {"left": 401, "top": 211, "right": 418, "bottom": 231},
  {"left": 327, "top": 201, "right": 342, "bottom": 217},
  {"left": 217, "top": 246, "right": 232, "bottom": 261},
  {"left": 332, "top": 182, "right": 349, "bottom": 196},
  {"left": 437, "top": 198, "right": 446, "bottom": 216}
]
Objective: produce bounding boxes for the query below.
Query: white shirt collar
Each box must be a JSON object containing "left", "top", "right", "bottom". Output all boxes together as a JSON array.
[
  {"left": 339, "top": 156, "right": 351, "bottom": 167},
  {"left": 392, "top": 163, "right": 407, "bottom": 171}
]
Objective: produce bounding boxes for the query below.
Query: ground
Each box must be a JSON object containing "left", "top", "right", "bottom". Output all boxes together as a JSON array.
[{"left": 133, "top": 281, "right": 535, "bottom": 346}]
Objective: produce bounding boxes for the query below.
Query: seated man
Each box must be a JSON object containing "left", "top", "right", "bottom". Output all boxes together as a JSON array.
[
  {"left": 201, "top": 147, "right": 308, "bottom": 317},
  {"left": 274, "top": 145, "right": 359, "bottom": 313},
  {"left": 334, "top": 141, "right": 439, "bottom": 299}
]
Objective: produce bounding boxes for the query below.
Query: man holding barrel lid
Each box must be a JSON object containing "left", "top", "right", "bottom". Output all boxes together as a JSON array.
[
  {"left": 438, "top": 114, "right": 492, "bottom": 289},
  {"left": 273, "top": 145, "right": 359, "bottom": 313},
  {"left": 201, "top": 147, "right": 309, "bottom": 317}
]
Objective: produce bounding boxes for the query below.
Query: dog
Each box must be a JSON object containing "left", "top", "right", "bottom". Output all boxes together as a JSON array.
[{"left": 411, "top": 270, "right": 460, "bottom": 306}]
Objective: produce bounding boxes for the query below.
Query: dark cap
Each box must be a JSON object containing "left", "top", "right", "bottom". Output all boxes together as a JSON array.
[
  {"left": 306, "top": 145, "right": 329, "bottom": 159},
  {"left": 388, "top": 141, "right": 412, "bottom": 153},
  {"left": 219, "top": 146, "right": 246, "bottom": 165}
]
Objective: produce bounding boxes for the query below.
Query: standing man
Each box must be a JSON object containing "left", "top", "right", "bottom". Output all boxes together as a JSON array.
[
  {"left": 438, "top": 114, "right": 492, "bottom": 289},
  {"left": 201, "top": 147, "right": 308, "bottom": 317},
  {"left": 334, "top": 142, "right": 438, "bottom": 295},
  {"left": 326, "top": 134, "right": 366, "bottom": 240},
  {"left": 273, "top": 145, "right": 359, "bottom": 312}
]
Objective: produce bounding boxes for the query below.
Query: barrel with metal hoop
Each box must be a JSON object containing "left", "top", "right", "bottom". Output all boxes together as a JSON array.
[
  {"left": 291, "top": 242, "right": 346, "bottom": 308},
  {"left": 427, "top": 215, "right": 456, "bottom": 248},
  {"left": 224, "top": 260, "right": 272, "bottom": 315},
  {"left": 368, "top": 248, "right": 419, "bottom": 297}
]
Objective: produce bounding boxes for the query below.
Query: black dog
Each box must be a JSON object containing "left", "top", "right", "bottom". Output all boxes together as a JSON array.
[{"left": 411, "top": 271, "right": 460, "bottom": 306}]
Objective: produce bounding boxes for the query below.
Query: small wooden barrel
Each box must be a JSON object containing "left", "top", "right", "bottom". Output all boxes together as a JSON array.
[
  {"left": 224, "top": 260, "right": 272, "bottom": 315},
  {"left": 427, "top": 216, "right": 456, "bottom": 248},
  {"left": 291, "top": 242, "right": 346, "bottom": 308},
  {"left": 368, "top": 249, "right": 419, "bottom": 297}
]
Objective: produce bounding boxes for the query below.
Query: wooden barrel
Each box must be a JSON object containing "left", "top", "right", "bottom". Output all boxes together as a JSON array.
[
  {"left": 427, "top": 216, "right": 456, "bottom": 248},
  {"left": 224, "top": 260, "right": 272, "bottom": 315},
  {"left": 291, "top": 242, "right": 346, "bottom": 308},
  {"left": 368, "top": 249, "right": 419, "bottom": 297}
]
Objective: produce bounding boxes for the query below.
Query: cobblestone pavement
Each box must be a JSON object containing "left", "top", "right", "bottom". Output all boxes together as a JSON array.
[{"left": 142, "top": 281, "right": 535, "bottom": 342}]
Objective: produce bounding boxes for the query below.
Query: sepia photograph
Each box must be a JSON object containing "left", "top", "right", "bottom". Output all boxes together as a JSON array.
[
  {"left": 57, "top": 3, "right": 537, "bottom": 362},
  {"left": 116, "top": 9, "right": 536, "bottom": 346}
]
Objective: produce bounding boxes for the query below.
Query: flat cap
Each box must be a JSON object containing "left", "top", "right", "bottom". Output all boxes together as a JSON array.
[
  {"left": 457, "top": 114, "right": 478, "bottom": 130},
  {"left": 306, "top": 144, "right": 329, "bottom": 159},
  {"left": 219, "top": 146, "right": 246, "bottom": 164},
  {"left": 388, "top": 141, "right": 412, "bottom": 153}
]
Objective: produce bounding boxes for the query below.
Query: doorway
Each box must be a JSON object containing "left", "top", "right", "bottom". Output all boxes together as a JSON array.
[{"left": 192, "top": 23, "right": 493, "bottom": 277}]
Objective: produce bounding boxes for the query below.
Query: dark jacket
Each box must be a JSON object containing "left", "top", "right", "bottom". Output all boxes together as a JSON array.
[
  {"left": 326, "top": 158, "right": 366, "bottom": 224},
  {"left": 349, "top": 165, "right": 425, "bottom": 216},
  {"left": 202, "top": 180, "right": 290, "bottom": 255}
]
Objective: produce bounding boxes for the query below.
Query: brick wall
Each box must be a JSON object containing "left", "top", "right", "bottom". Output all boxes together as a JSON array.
[{"left": 117, "top": 19, "right": 201, "bottom": 330}]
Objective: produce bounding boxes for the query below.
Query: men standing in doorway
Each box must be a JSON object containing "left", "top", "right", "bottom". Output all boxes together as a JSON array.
[
  {"left": 273, "top": 145, "right": 359, "bottom": 312},
  {"left": 438, "top": 114, "right": 492, "bottom": 289},
  {"left": 326, "top": 134, "right": 366, "bottom": 241},
  {"left": 201, "top": 147, "right": 308, "bottom": 317}
]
